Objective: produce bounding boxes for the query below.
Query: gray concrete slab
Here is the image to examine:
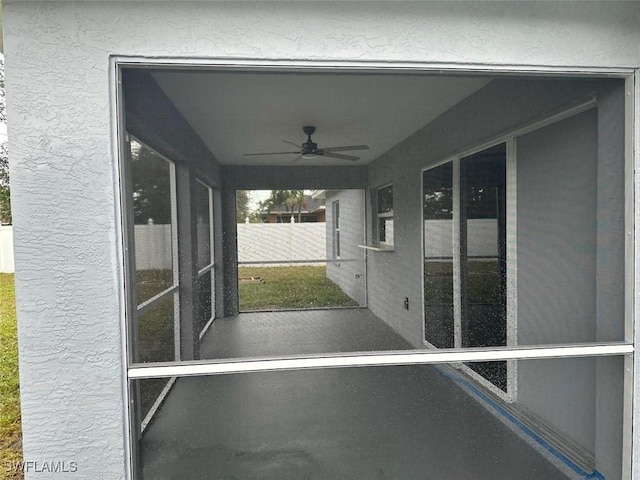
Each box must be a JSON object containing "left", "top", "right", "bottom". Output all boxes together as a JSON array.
[
  {"left": 140, "top": 366, "right": 571, "bottom": 480},
  {"left": 199, "top": 309, "right": 414, "bottom": 359},
  {"left": 141, "top": 309, "right": 574, "bottom": 479}
]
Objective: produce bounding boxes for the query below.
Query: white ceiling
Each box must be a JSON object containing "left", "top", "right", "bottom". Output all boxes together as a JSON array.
[{"left": 152, "top": 71, "right": 491, "bottom": 166}]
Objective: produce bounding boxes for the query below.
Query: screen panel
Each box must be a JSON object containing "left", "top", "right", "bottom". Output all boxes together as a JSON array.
[
  {"left": 130, "top": 139, "right": 176, "bottom": 304},
  {"left": 134, "top": 356, "right": 625, "bottom": 480}
]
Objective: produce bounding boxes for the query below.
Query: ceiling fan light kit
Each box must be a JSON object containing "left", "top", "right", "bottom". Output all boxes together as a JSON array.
[{"left": 244, "top": 125, "right": 369, "bottom": 162}]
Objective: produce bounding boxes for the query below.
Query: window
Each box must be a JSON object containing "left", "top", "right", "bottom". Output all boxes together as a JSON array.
[
  {"left": 423, "top": 144, "right": 510, "bottom": 396},
  {"left": 332, "top": 200, "right": 340, "bottom": 258},
  {"left": 376, "top": 184, "right": 393, "bottom": 246},
  {"left": 423, "top": 162, "right": 454, "bottom": 349},
  {"left": 460, "top": 144, "right": 508, "bottom": 391}
]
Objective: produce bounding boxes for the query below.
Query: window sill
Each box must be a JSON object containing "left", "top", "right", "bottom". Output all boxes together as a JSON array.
[{"left": 358, "top": 244, "right": 395, "bottom": 252}]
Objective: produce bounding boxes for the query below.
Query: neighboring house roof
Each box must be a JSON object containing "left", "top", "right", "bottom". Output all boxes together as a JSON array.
[{"left": 260, "top": 195, "right": 325, "bottom": 215}]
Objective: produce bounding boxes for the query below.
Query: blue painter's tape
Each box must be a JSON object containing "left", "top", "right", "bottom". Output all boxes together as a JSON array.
[{"left": 433, "top": 365, "right": 605, "bottom": 480}]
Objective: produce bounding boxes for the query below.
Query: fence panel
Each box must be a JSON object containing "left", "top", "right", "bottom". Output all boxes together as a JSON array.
[
  {"left": 237, "top": 222, "right": 326, "bottom": 265},
  {"left": 0, "top": 226, "right": 14, "bottom": 273},
  {"left": 0, "top": 223, "right": 329, "bottom": 273}
]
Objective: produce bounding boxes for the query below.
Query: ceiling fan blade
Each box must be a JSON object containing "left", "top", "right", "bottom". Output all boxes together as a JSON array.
[
  {"left": 289, "top": 154, "right": 303, "bottom": 164},
  {"left": 321, "top": 145, "right": 369, "bottom": 152},
  {"left": 319, "top": 152, "right": 360, "bottom": 161},
  {"left": 283, "top": 140, "right": 302, "bottom": 149},
  {"left": 243, "top": 151, "right": 301, "bottom": 156}
]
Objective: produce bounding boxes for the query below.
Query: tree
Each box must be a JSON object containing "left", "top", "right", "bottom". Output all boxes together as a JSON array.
[
  {"left": 235, "top": 190, "right": 251, "bottom": 223},
  {"left": 0, "top": 55, "right": 9, "bottom": 224},
  {"left": 286, "top": 190, "right": 305, "bottom": 223},
  {"left": 260, "top": 190, "right": 306, "bottom": 223},
  {"left": 261, "top": 190, "right": 288, "bottom": 223},
  {"left": 130, "top": 140, "right": 172, "bottom": 224}
]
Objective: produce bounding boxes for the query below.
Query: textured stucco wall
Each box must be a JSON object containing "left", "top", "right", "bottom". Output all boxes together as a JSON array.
[
  {"left": 517, "top": 110, "right": 598, "bottom": 346},
  {"left": 2, "top": 1, "right": 640, "bottom": 479},
  {"left": 325, "top": 190, "right": 366, "bottom": 306}
]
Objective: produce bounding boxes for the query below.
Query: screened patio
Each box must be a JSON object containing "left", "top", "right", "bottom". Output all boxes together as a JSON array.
[{"left": 121, "top": 66, "right": 630, "bottom": 480}]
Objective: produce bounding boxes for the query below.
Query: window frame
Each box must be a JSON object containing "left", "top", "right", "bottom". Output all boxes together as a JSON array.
[
  {"left": 420, "top": 101, "right": 612, "bottom": 400},
  {"left": 194, "top": 178, "right": 216, "bottom": 341},
  {"left": 375, "top": 183, "right": 394, "bottom": 246},
  {"left": 421, "top": 139, "right": 517, "bottom": 401},
  {"left": 113, "top": 58, "right": 637, "bottom": 480},
  {"left": 332, "top": 200, "right": 341, "bottom": 259}
]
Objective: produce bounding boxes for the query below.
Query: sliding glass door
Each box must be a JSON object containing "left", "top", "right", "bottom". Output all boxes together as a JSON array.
[
  {"left": 460, "top": 143, "right": 507, "bottom": 390},
  {"left": 423, "top": 143, "right": 508, "bottom": 392}
]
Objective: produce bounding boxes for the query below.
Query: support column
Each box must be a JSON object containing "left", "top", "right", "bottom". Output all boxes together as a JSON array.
[
  {"left": 213, "top": 189, "right": 226, "bottom": 319},
  {"left": 221, "top": 186, "right": 239, "bottom": 317},
  {"left": 176, "top": 163, "right": 200, "bottom": 360}
]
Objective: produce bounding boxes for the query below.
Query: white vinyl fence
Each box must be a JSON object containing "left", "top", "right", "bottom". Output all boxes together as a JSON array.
[
  {"left": 237, "top": 222, "right": 326, "bottom": 265},
  {"left": 0, "top": 226, "right": 13, "bottom": 273},
  {"left": 0, "top": 223, "right": 328, "bottom": 273},
  {"left": 134, "top": 223, "right": 173, "bottom": 270},
  {"left": 0, "top": 221, "right": 498, "bottom": 273},
  {"left": 424, "top": 219, "right": 497, "bottom": 257},
  {"left": 131, "top": 222, "right": 327, "bottom": 269}
]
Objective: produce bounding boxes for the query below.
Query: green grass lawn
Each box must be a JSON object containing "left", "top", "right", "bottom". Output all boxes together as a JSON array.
[
  {"left": 134, "top": 271, "right": 175, "bottom": 421},
  {"left": 0, "top": 274, "right": 22, "bottom": 479},
  {"left": 239, "top": 265, "right": 359, "bottom": 311}
]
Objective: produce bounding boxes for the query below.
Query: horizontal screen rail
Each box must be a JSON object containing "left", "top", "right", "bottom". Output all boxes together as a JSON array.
[{"left": 128, "top": 343, "right": 633, "bottom": 379}]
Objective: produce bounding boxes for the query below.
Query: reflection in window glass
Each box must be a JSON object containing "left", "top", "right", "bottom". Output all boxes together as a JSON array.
[
  {"left": 135, "top": 356, "right": 624, "bottom": 480},
  {"left": 423, "top": 162, "right": 454, "bottom": 348},
  {"left": 376, "top": 185, "right": 393, "bottom": 245},
  {"left": 422, "top": 146, "right": 507, "bottom": 391},
  {"left": 131, "top": 139, "right": 176, "bottom": 304},
  {"left": 377, "top": 185, "right": 393, "bottom": 214},
  {"left": 461, "top": 144, "right": 507, "bottom": 390}
]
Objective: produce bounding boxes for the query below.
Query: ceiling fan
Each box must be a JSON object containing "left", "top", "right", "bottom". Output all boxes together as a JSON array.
[{"left": 244, "top": 126, "right": 369, "bottom": 162}]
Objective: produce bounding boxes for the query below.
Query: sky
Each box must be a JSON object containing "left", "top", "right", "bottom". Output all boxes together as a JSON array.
[{"left": 250, "top": 190, "right": 271, "bottom": 210}]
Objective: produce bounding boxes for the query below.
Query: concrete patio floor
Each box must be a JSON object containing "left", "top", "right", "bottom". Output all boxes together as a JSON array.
[{"left": 139, "top": 309, "right": 575, "bottom": 480}]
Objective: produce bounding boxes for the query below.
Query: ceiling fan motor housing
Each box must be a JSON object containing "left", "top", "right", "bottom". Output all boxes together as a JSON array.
[
  {"left": 302, "top": 140, "right": 318, "bottom": 152},
  {"left": 302, "top": 126, "right": 318, "bottom": 152}
]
